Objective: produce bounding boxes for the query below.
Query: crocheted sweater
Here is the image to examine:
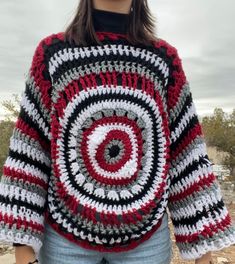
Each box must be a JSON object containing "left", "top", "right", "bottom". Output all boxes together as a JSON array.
[{"left": 1, "top": 8, "right": 235, "bottom": 261}]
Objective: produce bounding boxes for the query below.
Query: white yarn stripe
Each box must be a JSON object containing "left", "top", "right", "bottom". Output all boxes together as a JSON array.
[
  {"left": 170, "top": 102, "right": 196, "bottom": 143},
  {"left": 170, "top": 161, "right": 215, "bottom": 195},
  {"left": 14, "top": 127, "right": 50, "bottom": 156},
  {"left": 168, "top": 81, "right": 190, "bottom": 123},
  {"left": 48, "top": 44, "right": 169, "bottom": 79},
  {"left": 169, "top": 164, "right": 214, "bottom": 196},
  {"left": 9, "top": 138, "right": 51, "bottom": 167},
  {"left": 25, "top": 72, "right": 51, "bottom": 123},
  {"left": 47, "top": 187, "right": 170, "bottom": 240},
  {"left": 169, "top": 141, "right": 208, "bottom": 177},
  {"left": 170, "top": 133, "right": 209, "bottom": 166},
  {"left": 0, "top": 183, "right": 45, "bottom": 208},
  {"left": 173, "top": 207, "right": 229, "bottom": 236},
  {"left": 180, "top": 230, "right": 235, "bottom": 260},
  {"left": 3, "top": 157, "right": 48, "bottom": 184},
  {"left": 169, "top": 185, "right": 222, "bottom": 220},
  {"left": 0, "top": 202, "right": 44, "bottom": 225},
  {"left": 51, "top": 61, "right": 165, "bottom": 104},
  {"left": 20, "top": 93, "right": 50, "bottom": 140},
  {"left": 60, "top": 85, "right": 161, "bottom": 129}
]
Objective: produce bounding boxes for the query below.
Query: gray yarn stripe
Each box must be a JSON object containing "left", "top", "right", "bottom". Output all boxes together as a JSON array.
[
  {"left": 168, "top": 181, "right": 222, "bottom": 213},
  {"left": 48, "top": 176, "right": 153, "bottom": 235},
  {"left": 51, "top": 61, "right": 164, "bottom": 104},
  {"left": 48, "top": 44, "right": 169, "bottom": 79},
  {"left": 25, "top": 72, "right": 51, "bottom": 124},
  {"left": 168, "top": 81, "right": 191, "bottom": 124},
  {"left": 0, "top": 222, "right": 43, "bottom": 241},
  {"left": 177, "top": 224, "right": 235, "bottom": 254},
  {"left": 20, "top": 91, "right": 50, "bottom": 140},
  {"left": 12, "top": 127, "right": 50, "bottom": 158},
  {"left": 1, "top": 174, "right": 47, "bottom": 197},
  {"left": 169, "top": 135, "right": 205, "bottom": 166}
]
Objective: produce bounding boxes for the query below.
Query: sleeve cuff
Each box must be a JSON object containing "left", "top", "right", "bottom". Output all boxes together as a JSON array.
[
  {"left": 0, "top": 228, "right": 42, "bottom": 258},
  {"left": 177, "top": 224, "right": 235, "bottom": 260}
]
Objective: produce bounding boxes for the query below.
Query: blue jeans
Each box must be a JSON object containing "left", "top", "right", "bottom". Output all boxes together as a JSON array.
[{"left": 38, "top": 212, "right": 173, "bottom": 264}]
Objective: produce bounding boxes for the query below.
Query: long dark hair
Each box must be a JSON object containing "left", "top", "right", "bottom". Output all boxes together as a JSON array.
[{"left": 64, "top": 0, "right": 158, "bottom": 46}]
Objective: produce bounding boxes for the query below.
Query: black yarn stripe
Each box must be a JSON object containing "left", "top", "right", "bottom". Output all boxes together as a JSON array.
[
  {"left": 0, "top": 194, "right": 45, "bottom": 215},
  {"left": 45, "top": 37, "right": 170, "bottom": 79},
  {"left": 62, "top": 91, "right": 161, "bottom": 206},
  {"left": 46, "top": 190, "right": 165, "bottom": 246},
  {"left": 98, "top": 36, "right": 174, "bottom": 70},
  {"left": 8, "top": 150, "right": 51, "bottom": 176},
  {"left": 51, "top": 53, "right": 167, "bottom": 87},
  {"left": 170, "top": 155, "right": 212, "bottom": 186},
  {"left": 24, "top": 83, "right": 50, "bottom": 129},
  {"left": 18, "top": 107, "right": 50, "bottom": 147},
  {"left": 170, "top": 115, "right": 200, "bottom": 153},
  {"left": 169, "top": 93, "right": 193, "bottom": 132},
  {"left": 46, "top": 35, "right": 162, "bottom": 63},
  {"left": 171, "top": 199, "right": 225, "bottom": 227},
  {"left": 164, "top": 44, "right": 187, "bottom": 121},
  {"left": 55, "top": 60, "right": 165, "bottom": 95}
]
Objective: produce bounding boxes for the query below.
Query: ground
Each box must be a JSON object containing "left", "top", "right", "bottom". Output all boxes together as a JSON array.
[{"left": 1, "top": 186, "right": 235, "bottom": 264}]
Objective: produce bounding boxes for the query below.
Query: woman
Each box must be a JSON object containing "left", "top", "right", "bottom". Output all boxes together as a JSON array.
[{"left": 0, "top": 0, "right": 235, "bottom": 263}]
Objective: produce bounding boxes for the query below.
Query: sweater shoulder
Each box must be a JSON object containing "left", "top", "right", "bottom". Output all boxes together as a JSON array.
[
  {"left": 31, "top": 31, "right": 65, "bottom": 65},
  {"left": 153, "top": 38, "right": 185, "bottom": 79},
  {"left": 27, "top": 32, "right": 65, "bottom": 111},
  {"left": 152, "top": 38, "right": 180, "bottom": 58},
  {"left": 152, "top": 38, "right": 184, "bottom": 72},
  {"left": 36, "top": 31, "right": 65, "bottom": 49}
]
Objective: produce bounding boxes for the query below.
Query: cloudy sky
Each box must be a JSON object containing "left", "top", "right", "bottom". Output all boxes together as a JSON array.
[{"left": 0, "top": 0, "right": 234, "bottom": 120}]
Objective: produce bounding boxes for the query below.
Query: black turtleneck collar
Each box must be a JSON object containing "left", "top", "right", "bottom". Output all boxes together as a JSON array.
[{"left": 92, "top": 8, "right": 130, "bottom": 35}]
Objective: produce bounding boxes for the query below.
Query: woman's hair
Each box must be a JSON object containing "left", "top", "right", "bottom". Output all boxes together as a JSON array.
[{"left": 64, "top": 0, "right": 157, "bottom": 46}]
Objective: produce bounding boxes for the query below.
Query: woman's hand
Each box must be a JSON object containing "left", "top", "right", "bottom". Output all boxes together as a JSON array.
[
  {"left": 15, "top": 245, "right": 37, "bottom": 264},
  {"left": 195, "top": 251, "right": 214, "bottom": 264}
]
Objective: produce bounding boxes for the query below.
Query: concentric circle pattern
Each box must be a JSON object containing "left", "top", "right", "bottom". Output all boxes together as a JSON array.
[{"left": 48, "top": 40, "right": 171, "bottom": 252}]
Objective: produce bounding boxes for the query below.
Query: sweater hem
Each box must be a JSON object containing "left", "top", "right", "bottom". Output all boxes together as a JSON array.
[{"left": 44, "top": 210, "right": 166, "bottom": 252}]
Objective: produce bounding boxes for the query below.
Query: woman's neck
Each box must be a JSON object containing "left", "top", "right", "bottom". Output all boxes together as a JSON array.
[{"left": 92, "top": 0, "right": 132, "bottom": 14}]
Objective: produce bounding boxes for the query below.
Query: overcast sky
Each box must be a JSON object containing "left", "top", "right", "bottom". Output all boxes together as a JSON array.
[{"left": 0, "top": 0, "right": 234, "bottom": 120}]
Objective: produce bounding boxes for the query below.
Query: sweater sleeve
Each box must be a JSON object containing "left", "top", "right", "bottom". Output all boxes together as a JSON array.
[
  {"left": 166, "top": 45, "right": 235, "bottom": 260},
  {"left": 0, "top": 36, "right": 52, "bottom": 257}
]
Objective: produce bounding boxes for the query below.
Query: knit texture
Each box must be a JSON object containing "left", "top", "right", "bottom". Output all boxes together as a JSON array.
[{"left": 1, "top": 17, "right": 235, "bottom": 260}]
